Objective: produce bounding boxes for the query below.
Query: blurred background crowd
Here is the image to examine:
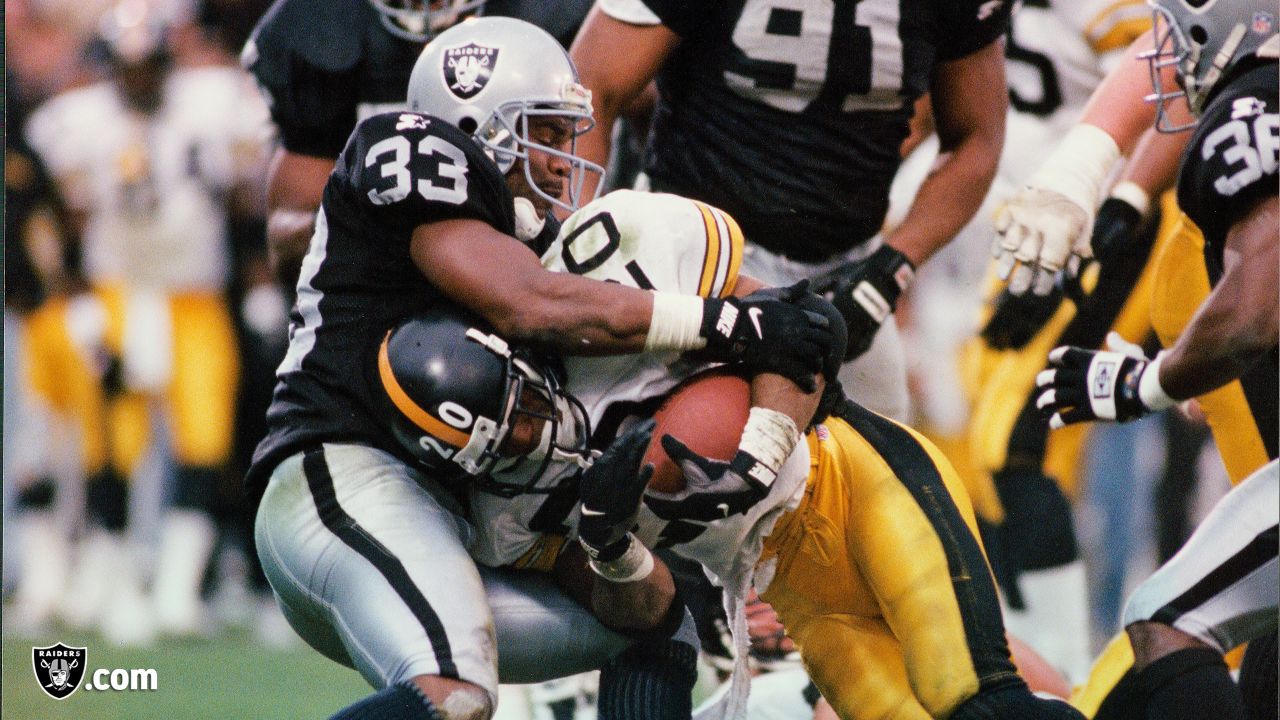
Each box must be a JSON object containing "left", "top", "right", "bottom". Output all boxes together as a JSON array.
[{"left": 2, "top": 0, "right": 1236, "bottom": 716}]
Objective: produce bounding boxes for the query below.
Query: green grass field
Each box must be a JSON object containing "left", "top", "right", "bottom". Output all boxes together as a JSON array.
[{"left": 3, "top": 628, "right": 370, "bottom": 719}]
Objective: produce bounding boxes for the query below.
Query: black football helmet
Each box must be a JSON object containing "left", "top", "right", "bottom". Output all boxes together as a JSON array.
[{"left": 375, "top": 304, "right": 590, "bottom": 496}]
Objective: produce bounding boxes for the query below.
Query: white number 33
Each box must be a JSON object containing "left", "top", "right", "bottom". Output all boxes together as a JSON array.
[{"left": 364, "top": 134, "right": 469, "bottom": 205}]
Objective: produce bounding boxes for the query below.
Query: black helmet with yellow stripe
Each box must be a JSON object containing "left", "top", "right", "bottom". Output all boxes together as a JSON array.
[{"left": 375, "top": 304, "right": 590, "bottom": 496}]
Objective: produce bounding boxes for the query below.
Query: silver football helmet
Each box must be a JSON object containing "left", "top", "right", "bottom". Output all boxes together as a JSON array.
[
  {"left": 369, "top": 0, "right": 486, "bottom": 43},
  {"left": 406, "top": 16, "right": 604, "bottom": 212},
  {"left": 1143, "top": 0, "right": 1280, "bottom": 131}
]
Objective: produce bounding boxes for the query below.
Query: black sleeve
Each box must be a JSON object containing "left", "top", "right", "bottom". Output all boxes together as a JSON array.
[
  {"left": 333, "top": 112, "right": 517, "bottom": 235},
  {"left": 1177, "top": 66, "right": 1280, "bottom": 250},
  {"left": 936, "top": 0, "right": 1011, "bottom": 60},
  {"left": 243, "top": 0, "right": 366, "bottom": 158},
  {"left": 636, "top": 0, "right": 716, "bottom": 39}
]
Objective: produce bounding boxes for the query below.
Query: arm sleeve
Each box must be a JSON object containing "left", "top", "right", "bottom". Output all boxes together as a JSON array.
[
  {"left": 613, "top": 0, "right": 713, "bottom": 38},
  {"left": 936, "top": 0, "right": 1012, "bottom": 60}
]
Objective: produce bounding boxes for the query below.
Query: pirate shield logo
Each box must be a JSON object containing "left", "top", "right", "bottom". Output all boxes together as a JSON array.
[
  {"left": 443, "top": 42, "right": 499, "bottom": 100},
  {"left": 33, "top": 643, "right": 87, "bottom": 699}
]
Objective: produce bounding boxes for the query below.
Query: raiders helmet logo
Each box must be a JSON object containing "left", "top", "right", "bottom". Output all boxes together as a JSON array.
[
  {"left": 443, "top": 43, "right": 499, "bottom": 100},
  {"left": 33, "top": 643, "right": 87, "bottom": 699}
]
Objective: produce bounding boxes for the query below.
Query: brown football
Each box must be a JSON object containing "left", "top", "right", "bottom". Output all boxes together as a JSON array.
[{"left": 643, "top": 370, "right": 751, "bottom": 494}]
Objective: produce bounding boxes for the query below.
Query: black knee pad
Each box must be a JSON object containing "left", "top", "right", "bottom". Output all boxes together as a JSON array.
[
  {"left": 950, "top": 682, "right": 1086, "bottom": 720},
  {"left": 1137, "top": 647, "right": 1246, "bottom": 720},
  {"left": 328, "top": 681, "right": 445, "bottom": 720},
  {"left": 597, "top": 636, "right": 697, "bottom": 720},
  {"left": 1238, "top": 633, "right": 1277, "bottom": 720},
  {"left": 86, "top": 468, "right": 129, "bottom": 531},
  {"left": 993, "top": 469, "right": 1079, "bottom": 571},
  {"left": 171, "top": 465, "right": 222, "bottom": 513},
  {"left": 16, "top": 477, "right": 56, "bottom": 509}
]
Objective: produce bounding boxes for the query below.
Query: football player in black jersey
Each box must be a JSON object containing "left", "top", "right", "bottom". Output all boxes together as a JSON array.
[
  {"left": 243, "top": 0, "right": 591, "bottom": 290},
  {"left": 247, "top": 17, "right": 835, "bottom": 720},
  {"left": 569, "top": 0, "right": 1011, "bottom": 423},
  {"left": 1035, "top": 2, "right": 1277, "bottom": 718}
]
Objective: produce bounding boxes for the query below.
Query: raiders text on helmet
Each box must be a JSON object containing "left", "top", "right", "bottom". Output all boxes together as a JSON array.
[
  {"left": 1143, "top": 0, "right": 1280, "bottom": 130},
  {"left": 406, "top": 17, "right": 604, "bottom": 212},
  {"left": 375, "top": 304, "right": 590, "bottom": 496}
]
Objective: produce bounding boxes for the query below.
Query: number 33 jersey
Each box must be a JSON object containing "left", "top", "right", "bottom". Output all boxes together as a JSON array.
[
  {"left": 467, "top": 190, "right": 746, "bottom": 568},
  {"left": 247, "top": 112, "right": 516, "bottom": 500},
  {"left": 599, "top": 0, "right": 1009, "bottom": 261}
]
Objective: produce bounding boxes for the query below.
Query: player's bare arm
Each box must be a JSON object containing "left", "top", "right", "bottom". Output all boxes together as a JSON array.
[
  {"left": 265, "top": 147, "right": 331, "bottom": 289},
  {"left": 570, "top": 6, "right": 679, "bottom": 197},
  {"left": 1158, "top": 195, "right": 1279, "bottom": 400},
  {"left": 887, "top": 38, "right": 1007, "bottom": 267}
]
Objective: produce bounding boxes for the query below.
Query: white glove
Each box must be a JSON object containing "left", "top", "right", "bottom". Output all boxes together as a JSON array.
[{"left": 992, "top": 124, "right": 1121, "bottom": 296}]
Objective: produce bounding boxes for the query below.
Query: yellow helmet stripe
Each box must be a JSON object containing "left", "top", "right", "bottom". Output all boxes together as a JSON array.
[
  {"left": 694, "top": 200, "right": 722, "bottom": 297},
  {"left": 717, "top": 207, "right": 744, "bottom": 298},
  {"left": 377, "top": 334, "right": 470, "bottom": 448}
]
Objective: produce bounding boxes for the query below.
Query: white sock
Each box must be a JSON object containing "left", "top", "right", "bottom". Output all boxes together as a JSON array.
[{"left": 1001, "top": 561, "right": 1093, "bottom": 684}]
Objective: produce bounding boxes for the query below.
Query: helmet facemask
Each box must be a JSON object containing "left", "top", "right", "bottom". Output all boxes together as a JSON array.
[
  {"left": 472, "top": 355, "right": 593, "bottom": 497},
  {"left": 369, "top": 0, "right": 486, "bottom": 43},
  {"left": 1142, "top": 3, "right": 1201, "bottom": 132},
  {"left": 473, "top": 84, "right": 604, "bottom": 213}
]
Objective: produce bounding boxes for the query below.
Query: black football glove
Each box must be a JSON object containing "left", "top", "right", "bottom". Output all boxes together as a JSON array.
[
  {"left": 643, "top": 435, "right": 774, "bottom": 522},
  {"left": 699, "top": 280, "right": 832, "bottom": 392},
  {"left": 810, "top": 245, "right": 915, "bottom": 361},
  {"left": 979, "top": 283, "right": 1065, "bottom": 351},
  {"left": 1087, "top": 195, "right": 1145, "bottom": 267},
  {"left": 577, "top": 420, "right": 655, "bottom": 562},
  {"left": 1034, "top": 336, "right": 1155, "bottom": 429}
]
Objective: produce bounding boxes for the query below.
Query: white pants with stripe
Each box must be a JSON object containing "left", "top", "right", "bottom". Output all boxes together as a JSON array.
[
  {"left": 1122, "top": 459, "right": 1279, "bottom": 652},
  {"left": 254, "top": 444, "right": 634, "bottom": 704},
  {"left": 739, "top": 241, "right": 910, "bottom": 422}
]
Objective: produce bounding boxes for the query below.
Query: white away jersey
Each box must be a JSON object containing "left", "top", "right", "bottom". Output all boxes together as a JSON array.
[
  {"left": 467, "top": 190, "right": 747, "bottom": 568},
  {"left": 25, "top": 66, "right": 269, "bottom": 291}
]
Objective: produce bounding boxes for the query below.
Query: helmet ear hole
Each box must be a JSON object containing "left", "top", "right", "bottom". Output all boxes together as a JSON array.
[
  {"left": 458, "top": 116, "right": 479, "bottom": 134},
  {"left": 1189, "top": 25, "right": 1208, "bottom": 45}
]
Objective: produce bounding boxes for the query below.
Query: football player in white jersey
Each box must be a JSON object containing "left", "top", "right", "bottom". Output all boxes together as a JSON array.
[{"left": 21, "top": 0, "right": 270, "bottom": 642}]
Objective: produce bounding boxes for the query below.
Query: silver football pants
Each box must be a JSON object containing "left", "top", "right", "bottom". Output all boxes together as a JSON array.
[
  {"left": 1123, "top": 459, "right": 1279, "bottom": 652},
  {"left": 254, "top": 443, "right": 636, "bottom": 704}
]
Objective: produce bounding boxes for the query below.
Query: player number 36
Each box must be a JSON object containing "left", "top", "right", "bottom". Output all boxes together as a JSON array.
[{"left": 1205, "top": 112, "right": 1279, "bottom": 197}]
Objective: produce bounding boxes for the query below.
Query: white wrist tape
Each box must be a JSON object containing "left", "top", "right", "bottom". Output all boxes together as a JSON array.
[
  {"left": 645, "top": 292, "right": 707, "bottom": 352},
  {"left": 739, "top": 407, "right": 800, "bottom": 477},
  {"left": 1109, "top": 180, "right": 1152, "bottom": 219},
  {"left": 1029, "top": 124, "right": 1122, "bottom": 213},
  {"left": 1138, "top": 351, "right": 1177, "bottom": 411},
  {"left": 588, "top": 535, "right": 655, "bottom": 583}
]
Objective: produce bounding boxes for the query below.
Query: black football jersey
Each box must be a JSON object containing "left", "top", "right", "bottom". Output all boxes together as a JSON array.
[
  {"left": 243, "top": 0, "right": 592, "bottom": 159},
  {"left": 246, "top": 112, "right": 516, "bottom": 498},
  {"left": 243, "top": 0, "right": 422, "bottom": 158},
  {"left": 636, "top": 0, "right": 1010, "bottom": 261},
  {"left": 1177, "top": 63, "right": 1278, "bottom": 285},
  {"left": 1176, "top": 62, "right": 1279, "bottom": 460}
]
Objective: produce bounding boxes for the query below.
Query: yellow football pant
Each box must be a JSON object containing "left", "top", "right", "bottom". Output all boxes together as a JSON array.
[
  {"left": 23, "top": 284, "right": 239, "bottom": 478},
  {"left": 760, "top": 405, "right": 1020, "bottom": 719}
]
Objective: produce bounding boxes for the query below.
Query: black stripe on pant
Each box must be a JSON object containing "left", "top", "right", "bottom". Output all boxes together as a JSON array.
[
  {"left": 303, "top": 447, "right": 460, "bottom": 680},
  {"left": 837, "top": 401, "right": 1023, "bottom": 692},
  {"left": 1151, "top": 525, "right": 1279, "bottom": 627}
]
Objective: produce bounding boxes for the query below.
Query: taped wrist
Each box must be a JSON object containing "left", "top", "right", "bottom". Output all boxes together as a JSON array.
[
  {"left": 587, "top": 534, "right": 655, "bottom": 583},
  {"left": 645, "top": 292, "right": 707, "bottom": 352},
  {"left": 1138, "top": 351, "right": 1177, "bottom": 411},
  {"left": 737, "top": 407, "right": 800, "bottom": 491},
  {"left": 1028, "top": 123, "right": 1121, "bottom": 213},
  {"left": 1109, "top": 180, "right": 1152, "bottom": 218}
]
